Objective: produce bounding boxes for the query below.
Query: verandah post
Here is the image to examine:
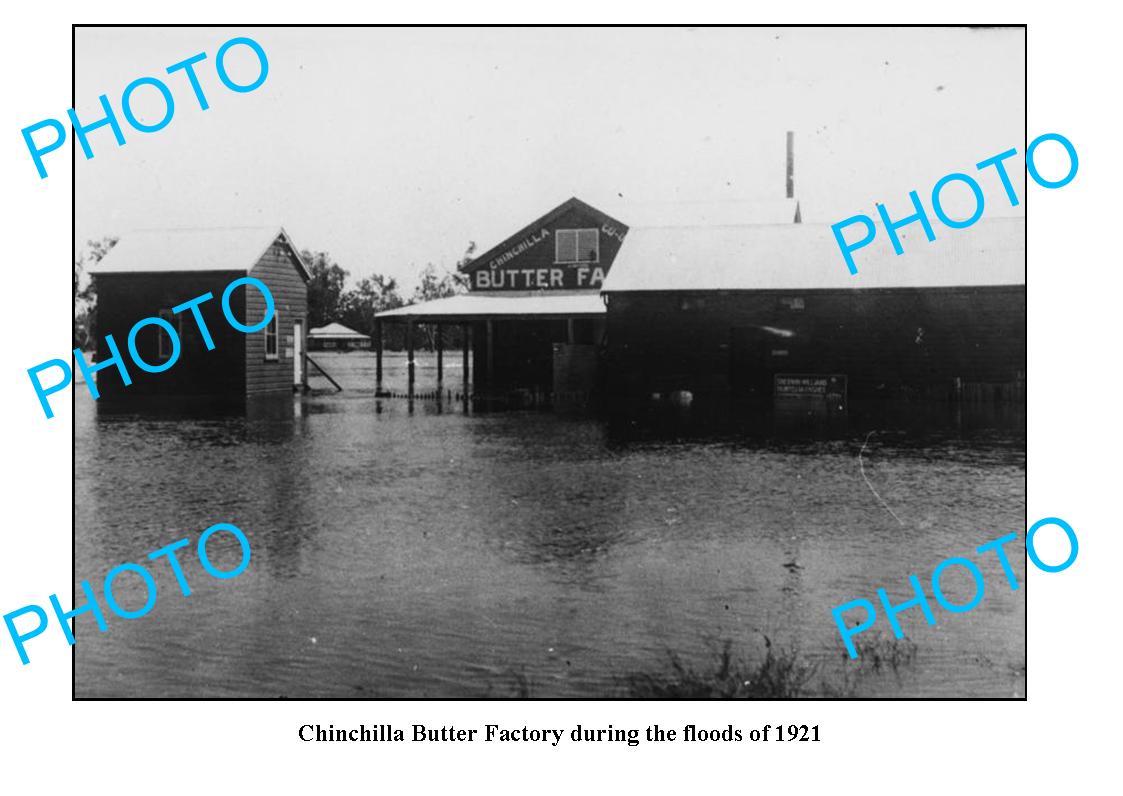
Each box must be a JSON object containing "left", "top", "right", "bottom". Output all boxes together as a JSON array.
[
  {"left": 485, "top": 319, "right": 494, "bottom": 394},
  {"left": 406, "top": 320, "right": 415, "bottom": 396},
  {"left": 375, "top": 318, "right": 383, "bottom": 392},
  {"left": 462, "top": 323, "right": 470, "bottom": 398},
  {"left": 436, "top": 324, "right": 444, "bottom": 384}
]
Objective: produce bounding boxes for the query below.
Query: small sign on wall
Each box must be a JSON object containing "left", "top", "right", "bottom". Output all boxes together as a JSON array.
[
  {"left": 775, "top": 373, "right": 847, "bottom": 410},
  {"left": 284, "top": 347, "right": 293, "bottom": 359}
]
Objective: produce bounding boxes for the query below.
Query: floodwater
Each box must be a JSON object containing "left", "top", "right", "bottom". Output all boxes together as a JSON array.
[{"left": 75, "top": 352, "right": 1026, "bottom": 698}]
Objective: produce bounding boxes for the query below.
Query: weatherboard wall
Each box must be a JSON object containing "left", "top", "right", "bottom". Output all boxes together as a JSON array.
[{"left": 246, "top": 240, "right": 309, "bottom": 396}]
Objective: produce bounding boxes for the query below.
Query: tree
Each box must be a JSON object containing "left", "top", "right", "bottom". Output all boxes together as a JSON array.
[
  {"left": 456, "top": 240, "right": 477, "bottom": 275},
  {"left": 340, "top": 273, "right": 408, "bottom": 349},
  {"left": 74, "top": 236, "right": 118, "bottom": 350},
  {"left": 410, "top": 242, "right": 473, "bottom": 349},
  {"left": 300, "top": 242, "right": 476, "bottom": 351},
  {"left": 302, "top": 250, "right": 349, "bottom": 329},
  {"left": 340, "top": 273, "right": 405, "bottom": 347},
  {"left": 412, "top": 262, "right": 465, "bottom": 304}
]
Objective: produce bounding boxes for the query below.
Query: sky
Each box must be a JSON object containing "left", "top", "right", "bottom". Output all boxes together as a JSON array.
[{"left": 74, "top": 26, "right": 1025, "bottom": 292}]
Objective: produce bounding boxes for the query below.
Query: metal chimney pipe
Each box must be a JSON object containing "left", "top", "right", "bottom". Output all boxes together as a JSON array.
[{"left": 786, "top": 131, "right": 795, "bottom": 199}]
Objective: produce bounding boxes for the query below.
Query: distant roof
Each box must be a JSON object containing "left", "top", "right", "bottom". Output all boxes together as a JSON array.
[
  {"left": 310, "top": 323, "right": 370, "bottom": 339},
  {"left": 602, "top": 217, "right": 1024, "bottom": 292},
  {"left": 88, "top": 226, "right": 311, "bottom": 281},
  {"left": 606, "top": 198, "right": 801, "bottom": 228},
  {"left": 377, "top": 292, "right": 605, "bottom": 321}
]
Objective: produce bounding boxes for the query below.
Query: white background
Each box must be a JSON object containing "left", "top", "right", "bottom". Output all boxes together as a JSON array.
[{"left": 0, "top": 2, "right": 1112, "bottom": 792}]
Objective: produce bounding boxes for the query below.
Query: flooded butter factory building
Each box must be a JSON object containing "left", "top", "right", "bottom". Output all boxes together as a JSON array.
[
  {"left": 601, "top": 217, "right": 1025, "bottom": 409},
  {"left": 376, "top": 197, "right": 628, "bottom": 398},
  {"left": 379, "top": 194, "right": 1023, "bottom": 410}
]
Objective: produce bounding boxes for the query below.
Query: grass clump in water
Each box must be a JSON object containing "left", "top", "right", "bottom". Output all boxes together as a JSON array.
[
  {"left": 623, "top": 632, "right": 921, "bottom": 699},
  {"left": 625, "top": 636, "right": 818, "bottom": 699},
  {"left": 849, "top": 633, "right": 918, "bottom": 674}
]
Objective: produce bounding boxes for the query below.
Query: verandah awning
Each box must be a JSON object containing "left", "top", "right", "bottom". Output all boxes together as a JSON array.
[{"left": 375, "top": 292, "right": 605, "bottom": 323}]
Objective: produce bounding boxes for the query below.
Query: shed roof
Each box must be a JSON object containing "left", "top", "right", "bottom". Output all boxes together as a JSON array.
[
  {"left": 601, "top": 216, "right": 1024, "bottom": 292},
  {"left": 309, "top": 323, "right": 370, "bottom": 339},
  {"left": 88, "top": 226, "right": 311, "bottom": 281},
  {"left": 376, "top": 292, "right": 605, "bottom": 322},
  {"left": 607, "top": 198, "right": 801, "bottom": 228}
]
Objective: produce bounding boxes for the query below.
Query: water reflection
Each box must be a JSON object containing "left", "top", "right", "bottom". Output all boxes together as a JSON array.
[
  {"left": 75, "top": 355, "right": 1025, "bottom": 698},
  {"left": 607, "top": 396, "right": 1024, "bottom": 446}
]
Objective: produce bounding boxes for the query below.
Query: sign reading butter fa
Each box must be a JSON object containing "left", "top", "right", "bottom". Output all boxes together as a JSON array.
[{"left": 461, "top": 197, "right": 628, "bottom": 291}]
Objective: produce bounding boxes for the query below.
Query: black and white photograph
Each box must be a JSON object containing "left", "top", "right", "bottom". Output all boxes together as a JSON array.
[{"left": 72, "top": 25, "right": 1026, "bottom": 699}]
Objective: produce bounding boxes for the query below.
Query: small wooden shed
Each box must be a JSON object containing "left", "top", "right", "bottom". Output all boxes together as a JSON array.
[
  {"left": 309, "top": 322, "right": 372, "bottom": 351},
  {"left": 89, "top": 226, "right": 311, "bottom": 404}
]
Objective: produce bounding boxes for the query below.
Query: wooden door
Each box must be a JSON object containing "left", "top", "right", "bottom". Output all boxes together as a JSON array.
[{"left": 293, "top": 320, "right": 305, "bottom": 388}]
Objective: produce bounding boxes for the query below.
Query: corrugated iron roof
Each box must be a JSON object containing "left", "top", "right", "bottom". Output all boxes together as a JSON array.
[
  {"left": 309, "top": 322, "right": 369, "bottom": 339},
  {"left": 376, "top": 292, "right": 605, "bottom": 321},
  {"left": 88, "top": 226, "right": 311, "bottom": 281},
  {"left": 606, "top": 198, "right": 801, "bottom": 228},
  {"left": 601, "top": 216, "right": 1024, "bottom": 292}
]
